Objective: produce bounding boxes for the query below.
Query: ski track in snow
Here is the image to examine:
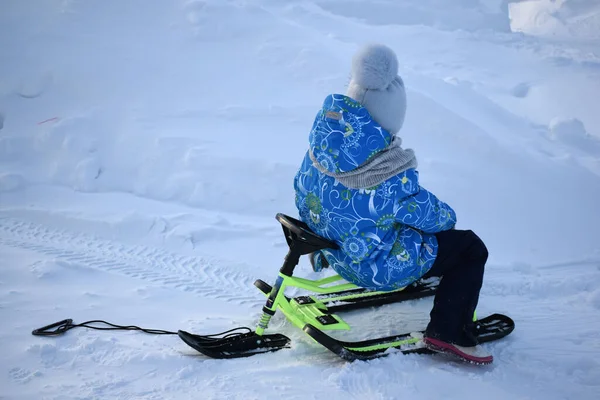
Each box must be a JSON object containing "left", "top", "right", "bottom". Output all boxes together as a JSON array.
[
  {"left": 8, "top": 367, "right": 42, "bottom": 385},
  {"left": 0, "top": 217, "right": 259, "bottom": 306}
]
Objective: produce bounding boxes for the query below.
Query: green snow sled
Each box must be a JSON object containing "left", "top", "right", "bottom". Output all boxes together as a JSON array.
[{"left": 178, "top": 213, "right": 515, "bottom": 361}]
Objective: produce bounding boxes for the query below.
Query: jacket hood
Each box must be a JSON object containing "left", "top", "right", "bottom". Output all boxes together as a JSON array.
[{"left": 309, "top": 94, "right": 393, "bottom": 174}]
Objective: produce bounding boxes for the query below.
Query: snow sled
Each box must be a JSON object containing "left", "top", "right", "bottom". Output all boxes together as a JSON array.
[{"left": 177, "top": 213, "right": 515, "bottom": 361}]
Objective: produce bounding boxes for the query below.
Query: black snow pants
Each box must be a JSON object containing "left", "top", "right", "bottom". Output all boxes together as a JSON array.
[{"left": 422, "top": 229, "right": 489, "bottom": 347}]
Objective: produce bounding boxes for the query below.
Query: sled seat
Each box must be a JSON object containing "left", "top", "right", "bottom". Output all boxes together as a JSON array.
[{"left": 276, "top": 213, "right": 338, "bottom": 256}]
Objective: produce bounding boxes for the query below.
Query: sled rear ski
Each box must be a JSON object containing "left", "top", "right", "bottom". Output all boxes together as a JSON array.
[{"left": 178, "top": 213, "right": 515, "bottom": 361}]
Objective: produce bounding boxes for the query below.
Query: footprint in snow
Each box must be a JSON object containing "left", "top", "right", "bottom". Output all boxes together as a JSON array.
[
  {"left": 511, "top": 82, "right": 531, "bottom": 98},
  {"left": 8, "top": 367, "right": 42, "bottom": 384}
]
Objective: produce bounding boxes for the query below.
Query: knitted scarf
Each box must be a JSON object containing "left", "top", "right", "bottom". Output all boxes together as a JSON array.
[{"left": 309, "top": 135, "right": 418, "bottom": 189}]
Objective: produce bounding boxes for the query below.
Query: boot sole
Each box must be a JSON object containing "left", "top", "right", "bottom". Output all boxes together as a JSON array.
[{"left": 423, "top": 337, "right": 493, "bottom": 365}]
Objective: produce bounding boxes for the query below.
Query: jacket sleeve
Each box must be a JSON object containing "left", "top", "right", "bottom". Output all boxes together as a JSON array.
[{"left": 392, "top": 172, "right": 457, "bottom": 233}]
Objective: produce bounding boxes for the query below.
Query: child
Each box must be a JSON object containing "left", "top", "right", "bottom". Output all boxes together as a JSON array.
[{"left": 293, "top": 44, "right": 493, "bottom": 364}]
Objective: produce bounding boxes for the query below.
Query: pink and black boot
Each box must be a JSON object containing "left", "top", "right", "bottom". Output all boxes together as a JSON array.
[{"left": 423, "top": 336, "right": 493, "bottom": 365}]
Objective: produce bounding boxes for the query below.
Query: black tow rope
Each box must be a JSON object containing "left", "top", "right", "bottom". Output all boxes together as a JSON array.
[
  {"left": 32, "top": 319, "right": 178, "bottom": 336},
  {"left": 31, "top": 318, "right": 255, "bottom": 342}
]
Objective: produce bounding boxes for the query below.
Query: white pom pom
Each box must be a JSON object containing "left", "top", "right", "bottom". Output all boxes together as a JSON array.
[{"left": 350, "top": 44, "right": 399, "bottom": 90}]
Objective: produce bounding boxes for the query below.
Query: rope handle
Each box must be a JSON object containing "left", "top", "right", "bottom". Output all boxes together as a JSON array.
[
  {"left": 32, "top": 319, "right": 177, "bottom": 336},
  {"left": 32, "top": 319, "right": 74, "bottom": 336}
]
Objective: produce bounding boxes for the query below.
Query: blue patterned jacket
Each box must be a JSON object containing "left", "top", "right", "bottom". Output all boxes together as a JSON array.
[{"left": 294, "top": 94, "right": 457, "bottom": 291}]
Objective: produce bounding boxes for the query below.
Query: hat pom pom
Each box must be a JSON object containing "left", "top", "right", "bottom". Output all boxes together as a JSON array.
[{"left": 350, "top": 44, "right": 399, "bottom": 90}]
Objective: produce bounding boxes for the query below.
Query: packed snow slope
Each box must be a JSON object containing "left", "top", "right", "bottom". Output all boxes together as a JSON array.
[{"left": 1, "top": 1, "right": 599, "bottom": 399}]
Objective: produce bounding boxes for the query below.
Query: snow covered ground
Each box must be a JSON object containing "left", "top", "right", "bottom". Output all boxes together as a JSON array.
[{"left": 1, "top": 0, "right": 599, "bottom": 399}]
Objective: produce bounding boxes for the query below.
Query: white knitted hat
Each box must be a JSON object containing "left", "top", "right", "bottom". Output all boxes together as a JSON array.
[{"left": 346, "top": 44, "right": 407, "bottom": 135}]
